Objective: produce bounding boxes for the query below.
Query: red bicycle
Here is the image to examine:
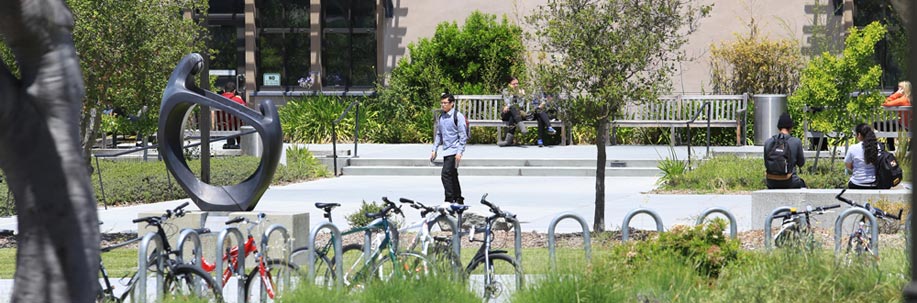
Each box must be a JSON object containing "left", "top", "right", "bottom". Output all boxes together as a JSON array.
[{"left": 199, "top": 213, "right": 302, "bottom": 302}]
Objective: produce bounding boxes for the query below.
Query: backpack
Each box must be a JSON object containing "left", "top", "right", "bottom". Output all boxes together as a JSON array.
[
  {"left": 874, "top": 143, "right": 902, "bottom": 189},
  {"left": 436, "top": 110, "right": 470, "bottom": 141},
  {"left": 765, "top": 134, "right": 791, "bottom": 177}
]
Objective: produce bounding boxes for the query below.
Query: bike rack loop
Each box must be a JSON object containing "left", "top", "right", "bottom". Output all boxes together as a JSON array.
[
  {"left": 834, "top": 208, "right": 879, "bottom": 257},
  {"left": 135, "top": 232, "right": 163, "bottom": 303},
  {"left": 432, "top": 215, "right": 462, "bottom": 278},
  {"left": 308, "top": 221, "right": 343, "bottom": 289},
  {"left": 261, "top": 224, "right": 291, "bottom": 303},
  {"left": 510, "top": 217, "right": 524, "bottom": 290},
  {"left": 763, "top": 206, "right": 793, "bottom": 250},
  {"left": 216, "top": 227, "right": 246, "bottom": 300},
  {"left": 695, "top": 207, "right": 738, "bottom": 239},
  {"left": 547, "top": 212, "right": 591, "bottom": 271},
  {"left": 175, "top": 229, "right": 208, "bottom": 298},
  {"left": 621, "top": 208, "right": 664, "bottom": 241}
]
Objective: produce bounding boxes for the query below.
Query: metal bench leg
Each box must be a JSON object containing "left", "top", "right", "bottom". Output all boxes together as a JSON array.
[
  {"left": 611, "top": 125, "right": 617, "bottom": 145},
  {"left": 670, "top": 126, "right": 676, "bottom": 146}
]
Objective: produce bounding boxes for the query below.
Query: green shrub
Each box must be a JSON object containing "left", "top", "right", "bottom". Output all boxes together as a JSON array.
[
  {"left": 370, "top": 11, "right": 526, "bottom": 143},
  {"left": 345, "top": 200, "right": 385, "bottom": 228},
  {"left": 279, "top": 95, "right": 378, "bottom": 144},
  {"left": 615, "top": 219, "right": 740, "bottom": 278},
  {"left": 16, "top": 146, "right": 332, "bottom": 208}
]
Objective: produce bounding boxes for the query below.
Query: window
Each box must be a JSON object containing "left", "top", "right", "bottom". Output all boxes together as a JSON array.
[
  {"left": 206, "top": 0, "right": 244, "bottom": 90},
  {"left": 257, "top": 0, "right": 310, "bottom": 88},
  {"left": 322, "top": 0, "right": 376, "bottom": 88}
]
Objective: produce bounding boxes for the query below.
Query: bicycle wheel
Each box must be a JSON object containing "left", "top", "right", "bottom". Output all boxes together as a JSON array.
[
  {"left": 773, "top": 223, "right": 799, "bottom": 248},
  {"left": 370, "top": 251, "right": 432, "bottom": 282},
  {"left": 162, "top": 264, "right": 222, "bottom": 302},
  {"left": 467, "top": 253, "right": 519, "bottom": 300},
  {"left": 333, "top": 243, "right": 370, "bottom": 287},
  {"left": 244, "top": 259, "right": 303, "bottom": 302},
  {"left": 289, "top": 246, "right": 336, "bottom": 286}
]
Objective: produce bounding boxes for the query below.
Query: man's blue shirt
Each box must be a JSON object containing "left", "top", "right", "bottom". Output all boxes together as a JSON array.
[{"left": 432, "top": 108, "right": 467, "bottom": 156}]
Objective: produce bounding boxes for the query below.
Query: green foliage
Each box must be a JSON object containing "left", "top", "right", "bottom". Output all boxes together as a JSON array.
[
  {"left": 372, "top": 11, "right": 526, "bottom": 143},
  {"left": 616, "top": 219, "right": 740, "bottom": 278},
  {"left": 280, "top": 274, "right": 479, "bottom": 303},
  {"left": 709, "top": 20, "right": 803, "bottom": 95},
  {"left": 789, "top": 22, "right": 887, "bottom": 140},
  {"left": 278, "top": 95, "right": 378, "bottom": 143},
  {"left": 658, "top": 155, "right": 848, "bottom": 193},
  {"left": 710, "top": 249, "right": 906, "bottom": 302},
  {"left": 67, "top": 0, "right": 208, "bottom": 155},
  {"left": 657, "top": 147, "right": 687, "bottom": 186},
  {"left": 345, "top": 200, "right": 385, "bottom": 228}
]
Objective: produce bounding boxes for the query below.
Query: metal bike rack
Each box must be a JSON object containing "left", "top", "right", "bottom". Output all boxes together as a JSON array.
[
  {"left": 695, "top": 207, "right": 738, "bottom": 239},
  {"left": 907, "top": 213, "right": 912, "bottom": 250},
  {"left": 135, "top": 232, "right": 163, "bottom": 303},
  {"left": 547, "top": 212, "right": 591, "bottom": 271},
  {"left": 176, "top": 228, "right": 204, "bottom": 267},
  {"left": 260, "top": 224, "right": 291, "bottom": 302},
  {"left": 216, "top": 227, "right": 245, "bottom": 300},
  {"left": 763, "top": 206, "right": 792, "bottom": 250},
  {"left": 175, "top": 228, "right": 208, "bottom": 298},
  {"left": 509, "top": 218, "right": 524, "bottom": 290},
  {"left": 308, "top": 221, "right": 343, "bottom": 289},
  {"left": 433, "top": 215, "right": 462, "bottom": 278},
  {"left": 834, "top": 208, "right": 879, "bottom": 257},
  {"left": 621, "top": 208, "right": 664, "bottom": 241}
]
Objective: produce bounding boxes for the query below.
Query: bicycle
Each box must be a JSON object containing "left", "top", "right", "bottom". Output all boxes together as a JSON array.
[
  {"left": 835, "top": 188, "right": 903, "bottom": 258},
  {"left": 397, "top": 197, "right": 468, "bottom": 275},
  {"left": 199, "top": 213, "right": 302, "bottom": 302},
  {"left": 772, "top": 203, "right": 841, "bottom": 249},
  {"left": 289, "top": 199, "right": 431, "bottom": 288},
  {"left": 97, "top": 202, "right": 221, "bottom": 302},
  {"left": 460, "top": 194, "right": 522, "bottom": 300}
]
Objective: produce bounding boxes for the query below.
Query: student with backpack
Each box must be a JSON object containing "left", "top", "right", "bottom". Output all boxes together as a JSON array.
[
  {"left": 431, "top": 93, "right": 468, "bottom": 204},
  {"left": 764, "top": 113, "right": 807, "bottom": 189},
  {"left": 844, "top": 124, "right": 879, "bottom": 189}
]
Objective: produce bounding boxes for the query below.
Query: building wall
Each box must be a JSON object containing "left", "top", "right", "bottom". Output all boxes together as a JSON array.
[{"left": 381, "top": 0, "right": 846, "bottom": 94}]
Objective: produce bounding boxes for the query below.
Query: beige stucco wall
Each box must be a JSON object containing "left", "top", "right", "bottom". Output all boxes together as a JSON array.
[{"left": 381, "top": 0, "right": 845, "bottom": 94}]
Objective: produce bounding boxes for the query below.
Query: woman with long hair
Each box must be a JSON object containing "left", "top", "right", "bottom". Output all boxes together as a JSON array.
[{"left": 844, "top": 124, "right": 879, "bottom": 189}]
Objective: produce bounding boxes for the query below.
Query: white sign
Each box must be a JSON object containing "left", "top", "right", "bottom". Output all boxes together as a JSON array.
[{"left": 263, "top": 73, "right": 281, "bottom": 86}]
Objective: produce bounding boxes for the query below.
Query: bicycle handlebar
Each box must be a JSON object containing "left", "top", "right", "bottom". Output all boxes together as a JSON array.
[
  {"left": 131, "top": 201, "right": 191, "bottom": 225},
  {"left": 225, "top": 217, "right": 245, "bottom": 225},
  {"left": 479, "top": 194, "right": 516, "bottom": 221},
  {"left": 366, "top": 197, "right": 404, "bottom": 219},
  {"left": 836, "top": 189, "right": 901, "bottom": 220},
  {"left": 772, "top": 204, "right": 842, "bottom": 220}
]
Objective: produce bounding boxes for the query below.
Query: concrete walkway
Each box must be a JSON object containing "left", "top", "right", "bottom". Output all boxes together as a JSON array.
[{"left": 0, "top": 144, "right": 760, "bottom": 234}]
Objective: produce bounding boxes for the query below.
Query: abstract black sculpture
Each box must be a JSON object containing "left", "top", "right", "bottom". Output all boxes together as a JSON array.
[{"left": 158, "top": 53, "right": 282, "bottom": 211}]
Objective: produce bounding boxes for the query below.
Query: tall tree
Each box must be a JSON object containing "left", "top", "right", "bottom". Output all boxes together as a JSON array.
[
  {"left": 527, "top": 0, "right": 709, "bottom": 231},
  {"left": 67, "top": 0, "right": 207, "bottom": 161}
]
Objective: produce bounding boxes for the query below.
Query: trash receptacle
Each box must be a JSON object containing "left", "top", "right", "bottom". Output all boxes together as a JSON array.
[{"left": 753, "top": 94, "right": 788, "bottom": 146}]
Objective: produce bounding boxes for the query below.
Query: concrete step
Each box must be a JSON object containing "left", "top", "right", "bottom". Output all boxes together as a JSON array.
[
  {"left": 348, "top": 158, "right": 659, "bottom": 168},
  {"left": 341, "top": 166, "right": 661, "bottom": 177}
]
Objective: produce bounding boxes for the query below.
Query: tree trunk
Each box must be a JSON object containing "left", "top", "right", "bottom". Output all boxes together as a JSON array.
[
  {"left": 593, "top": 117, "right": 608, "bottom": 232},
  {"left": 0, "top": 1, "right": 101, "bottom": 302}
]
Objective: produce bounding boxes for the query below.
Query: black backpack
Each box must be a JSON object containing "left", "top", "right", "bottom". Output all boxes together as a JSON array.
[
  {"left": 874, "top": 143, "right": 902, "bottom": 189},
  {"left": 765, "top": 134, "right": 790, "bottom": 176}
]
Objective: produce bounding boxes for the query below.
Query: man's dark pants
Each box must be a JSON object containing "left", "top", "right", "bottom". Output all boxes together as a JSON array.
[{"left": 442, "top": 155, "right": 463, "bottom": 203}]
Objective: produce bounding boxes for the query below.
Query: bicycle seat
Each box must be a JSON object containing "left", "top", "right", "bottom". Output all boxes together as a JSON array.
[
  {"left": 315, "top": 202, "right": 341, "bottom": 211},
  {"left": 450, "top": 204, "right": 469, "bottom": 212}
]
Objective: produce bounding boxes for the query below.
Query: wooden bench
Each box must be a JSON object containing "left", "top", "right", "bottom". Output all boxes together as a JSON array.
[
  {"left": 453, "top": 95, "right": 568, "bottom": 145},
  {"left": 804, "top": 106, "right": 911, "bottom": 146},
  {"left": 611, "top": 94, "right": 749, "bottom": 145},
  {"left": 182, "top": 108, "right": 244, "bottom": 139}
]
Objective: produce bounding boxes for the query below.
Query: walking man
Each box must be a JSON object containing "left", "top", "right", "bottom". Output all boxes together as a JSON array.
[{"left": 431, "top": 93, "right": 468, "bottom": 204}]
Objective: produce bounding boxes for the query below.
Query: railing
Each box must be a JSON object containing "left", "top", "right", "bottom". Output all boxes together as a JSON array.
[
  {"left": 331, "top": 99, "right": 361, "bottom": 176},
  {"left": 685, "top": 101, "right": 712, "bottom": 168}
]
